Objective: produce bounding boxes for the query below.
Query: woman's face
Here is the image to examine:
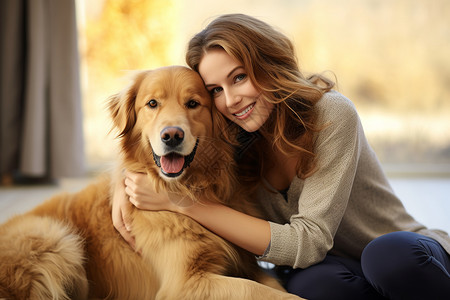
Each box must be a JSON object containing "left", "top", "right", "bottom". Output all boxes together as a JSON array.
[{"left": 198, "top": 48, "right": 273, "bottom": 132}]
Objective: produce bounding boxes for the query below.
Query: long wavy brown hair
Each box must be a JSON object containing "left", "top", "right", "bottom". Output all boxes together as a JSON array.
[{"left": 186, "top": 14, "right": 334, "bottom": 183}]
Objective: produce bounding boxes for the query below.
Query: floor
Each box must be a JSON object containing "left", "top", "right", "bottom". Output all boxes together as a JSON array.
[
  {"left": 0, "top": 177, "right": 93, "bottom": 223},
  {"left": 1, "top": 175, "right": 449, "bottom": 234}
]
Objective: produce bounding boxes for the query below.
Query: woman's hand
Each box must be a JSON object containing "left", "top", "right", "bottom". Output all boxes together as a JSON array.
[
  {"left": 111, "top": 170, "right": 178, "bottom": 251},
  {"left": 124, "top": 171, "right": 178, "bottom": 211},
  {"left": 111, "top": 173, "right": 136, "bottom": 249}
]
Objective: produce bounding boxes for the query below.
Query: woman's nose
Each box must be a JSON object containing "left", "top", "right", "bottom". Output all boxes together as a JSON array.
[{"left": 224, "top": 89, "right": 242, "bottom": 108}]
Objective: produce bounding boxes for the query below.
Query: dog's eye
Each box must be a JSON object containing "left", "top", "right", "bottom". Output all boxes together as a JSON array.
[
  {"left": 147, "top": 99, "right": 158, "bottom": 108},
  {"left": 186, "top": 99, "right": 199, "bottom": 109}
]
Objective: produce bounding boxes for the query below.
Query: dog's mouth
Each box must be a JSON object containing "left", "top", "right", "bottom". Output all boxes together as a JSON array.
[{"left": 152, "top": 139, "right": 199, "bottom": 178}]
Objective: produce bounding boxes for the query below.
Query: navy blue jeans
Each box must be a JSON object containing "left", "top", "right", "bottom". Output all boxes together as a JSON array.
[{"left": 278, "top": 232, "right": 450, "bottom": 300}]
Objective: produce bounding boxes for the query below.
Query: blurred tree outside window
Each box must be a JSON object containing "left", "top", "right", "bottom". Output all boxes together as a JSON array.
[{"left": 78, "top": 0, "right": 179, "bottom": 171}]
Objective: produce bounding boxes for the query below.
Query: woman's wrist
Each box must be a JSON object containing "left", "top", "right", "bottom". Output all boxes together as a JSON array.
[
  {"left": 175, "top": 197, "right": 204, "bottom": 216},
  {"left": 166, "top": 192, "right": 197, "bottom": 212}
]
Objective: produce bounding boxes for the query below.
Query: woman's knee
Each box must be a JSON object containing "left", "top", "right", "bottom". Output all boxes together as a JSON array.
[
  {"left": 286, "top": 256, "right": 383, "bottom": 300},
  {"left": 362, "top": 231, "right": 443, "bottom": 275},
  {"left": 361, "top": 231, "right": 450, "bottom": 299},
  {"left": 362, "top": 232, "right": 425, "bottom": 281}
]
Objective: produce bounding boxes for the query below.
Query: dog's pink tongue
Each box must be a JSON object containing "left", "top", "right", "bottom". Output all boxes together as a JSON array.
[{"left": 160, "top": 153, "right": 185, "bottom": 174}]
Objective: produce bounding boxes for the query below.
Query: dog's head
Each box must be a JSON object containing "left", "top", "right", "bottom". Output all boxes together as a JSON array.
[{"left": 108, "top": 66, "right": 236, "bottom": 201}]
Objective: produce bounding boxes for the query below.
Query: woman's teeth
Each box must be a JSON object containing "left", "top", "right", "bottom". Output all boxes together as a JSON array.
[{"left": 234, "top": 103, "right": 255, "bottom": 117}]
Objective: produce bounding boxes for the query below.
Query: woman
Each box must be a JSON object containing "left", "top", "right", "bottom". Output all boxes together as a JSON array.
[{"left": 112, "top": 14, "right": 450, "bottom": 299}]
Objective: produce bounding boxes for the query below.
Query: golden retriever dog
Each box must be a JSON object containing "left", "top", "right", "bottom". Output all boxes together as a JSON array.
[{"left": 0, "top": 66, "right": 303, "bottom": 300}]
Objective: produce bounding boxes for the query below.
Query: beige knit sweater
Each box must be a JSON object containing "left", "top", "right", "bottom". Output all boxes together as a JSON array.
[{"left": 257, "top": 90, "right": 450, "bottom": 268}]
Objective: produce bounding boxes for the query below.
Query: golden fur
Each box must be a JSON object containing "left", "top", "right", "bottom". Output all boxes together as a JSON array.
[{"left": 0, "top": 66, "right": 303, "bottom": 299}]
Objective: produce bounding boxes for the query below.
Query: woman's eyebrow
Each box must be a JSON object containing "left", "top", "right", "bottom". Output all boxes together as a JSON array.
[{"left": 226, "top": 66, "right": 244, "bottom": 78}]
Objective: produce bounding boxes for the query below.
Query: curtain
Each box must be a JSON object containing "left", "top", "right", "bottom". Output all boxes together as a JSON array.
[{"left": 0, "top": 0, "right": 85, "bottom": 181}]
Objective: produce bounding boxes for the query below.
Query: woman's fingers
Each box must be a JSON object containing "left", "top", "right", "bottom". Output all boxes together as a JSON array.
[
  {"left": 111, "top": 173, "right": 137, "bottom": 250},
  {"left": 119, "top": 205, "right": 136, "bottom": 249},
  {"left": 124, "top": 170, "right": 146, "bottom": 185},
  {"left": 121, "top": 196, "right": 134, "bottom": 232},
  {"left": 125, "top": 172, "right": 150, "bottom": 196},
  {"left": 112, "top": 204, "right": 135, "bottom": 248}
]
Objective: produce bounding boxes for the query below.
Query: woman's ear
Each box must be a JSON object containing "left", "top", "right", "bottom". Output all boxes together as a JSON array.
[{"left": 108, "top": 71, "right": 148, "bottom": 138}]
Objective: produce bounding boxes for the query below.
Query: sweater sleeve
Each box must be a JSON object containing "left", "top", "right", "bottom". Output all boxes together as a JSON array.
[{"left": 261, "top": 92, "right": 363, "bottom": 268}]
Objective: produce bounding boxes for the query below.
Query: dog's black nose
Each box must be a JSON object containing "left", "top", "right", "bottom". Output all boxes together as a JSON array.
[{"left": 160, "top": 126, "right": 184, "bottom": 147}]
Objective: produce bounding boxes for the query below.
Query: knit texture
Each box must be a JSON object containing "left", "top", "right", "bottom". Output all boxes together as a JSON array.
[{"left": 256, "top": 91, "right": 450, "bottom": 268}]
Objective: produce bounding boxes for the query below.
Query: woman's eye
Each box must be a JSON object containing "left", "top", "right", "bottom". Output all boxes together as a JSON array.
[
  {"left": 186, "top": 99, "right": 199, "bottom": 109},
  {"left": 210, "top": 87, "right": 223, "bottom": 95},
  {"left": 235, "top": 74, "right": 246, "bottom": 82},
  {"left": 147, "top": 99, "right": 158, "bottom": 108}
]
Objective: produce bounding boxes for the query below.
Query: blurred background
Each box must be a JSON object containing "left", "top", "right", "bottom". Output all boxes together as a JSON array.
[
  {"left": 78, "top": 0, "right": 450, "bottom": 172},
  {"left": 1, "top": 0, "right": 449, "bottom": 230}
]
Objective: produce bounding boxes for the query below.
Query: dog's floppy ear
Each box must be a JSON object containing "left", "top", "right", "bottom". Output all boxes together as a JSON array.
[{"left": 108, "top": 71, "right": 149, "bottom": 138}]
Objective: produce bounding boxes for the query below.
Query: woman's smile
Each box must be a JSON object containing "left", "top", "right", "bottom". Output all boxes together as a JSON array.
[{"left": 233, "top": 102, "right": 255, "bottom": 119}]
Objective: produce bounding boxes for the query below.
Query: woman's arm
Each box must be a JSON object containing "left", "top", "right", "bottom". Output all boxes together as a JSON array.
[
  {"left": 179, "top": 201, "right": 271, "bottom": 256},
  {"left": 123, "top": 171, "right": 271, "bottom": 256}
]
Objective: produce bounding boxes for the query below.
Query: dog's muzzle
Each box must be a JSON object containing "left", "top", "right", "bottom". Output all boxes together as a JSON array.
[{"left": 152, "top": 139, "right": 199, "bottom": 178}]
